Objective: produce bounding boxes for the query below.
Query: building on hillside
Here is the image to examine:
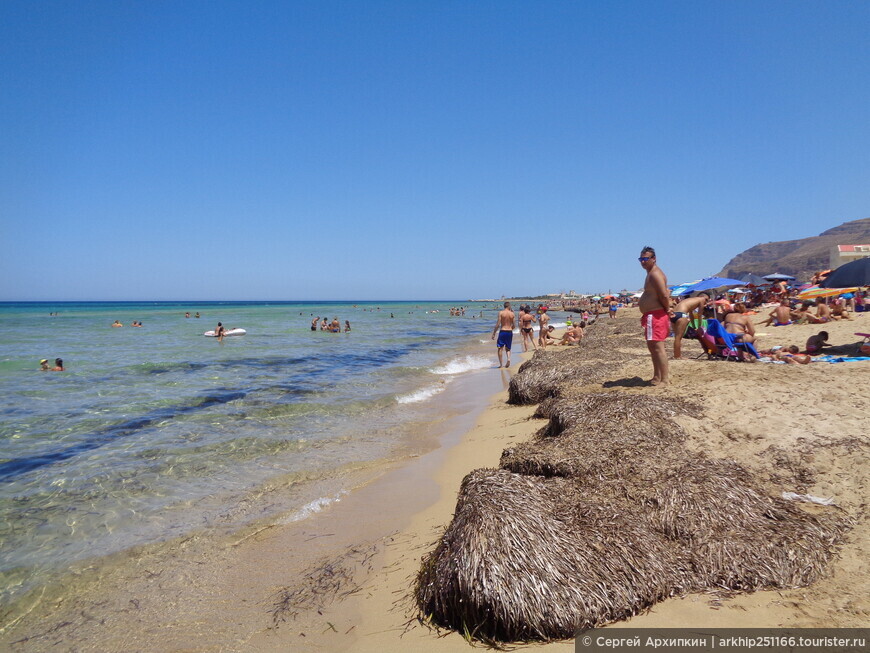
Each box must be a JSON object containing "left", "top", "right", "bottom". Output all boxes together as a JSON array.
[{"left": 830, "top": 244, "right": 870, "bottom": 268}]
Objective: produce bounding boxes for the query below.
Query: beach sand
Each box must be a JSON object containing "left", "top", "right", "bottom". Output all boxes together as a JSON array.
[{"left": 3, "top": 311, "right": 868, "bottom": 650}]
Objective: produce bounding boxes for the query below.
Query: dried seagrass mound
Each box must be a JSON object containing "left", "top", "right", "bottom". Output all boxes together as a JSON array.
[
  {"left": 415, "top": 465, "right": 848, "bottom": 642},
  {"left": 500, "top": 422, "right": 687, "bottom": 479},
  {"left": 534, "top": 392, "right": 700, "bottom": 436},
  {"left": 415, "top": 469, "right": 692, "bottom": 642}
]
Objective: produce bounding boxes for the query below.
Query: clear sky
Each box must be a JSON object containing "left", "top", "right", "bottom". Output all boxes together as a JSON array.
[{"left": 2, "top": 1, "right": 869, "bottom": 301}]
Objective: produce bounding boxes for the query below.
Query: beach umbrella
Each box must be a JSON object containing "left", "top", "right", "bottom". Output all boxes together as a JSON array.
[
  {"left": 763, "top": 273, "right": 796, "bottom": 281},
  {"left": 676, "top": 276, "right": 746, "bottom": 296},
  {"left": 592, "top": 296, "right": 601, "bottom": 301},
  {"left": 738, "top": 273, "right": 771, "bottom": 286},
  {"left": 819, "top": 257, "right": 870, "bottom": 288},
  {"left": 797, "top": 285, "right": 858, "bottom": 300},
  {"left": 670, "top": 280, "right": 701, "bottom": 297}
]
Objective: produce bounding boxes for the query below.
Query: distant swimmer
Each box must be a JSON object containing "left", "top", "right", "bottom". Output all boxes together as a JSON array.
[
  {"left": 491, "top": 301, "right": 515, "bottom": 368},
  {"left": 52, "top": 358, "right": 64, "bottom": 371},
  {"left": 111, "top": 320, "right": 123, "bottom": 327},
  {"left": 131, "top": 321, "right": 143, "bottom": 327},
  {"left": 39, "top": 359, "right": 50, "bottom": 371},
  {"left": 195, "top": 312, "right": 201, "bottom": 318},
  {"left": 344, "top": 320, "right": 351, "bottom": 332},
  {"left": 330, "top": 317, "right": 341, "bottom": 332},
  {"left": 311, "top": 316, "right": 320, "bottom": 331},
  {"left": 185, "top": 312, "right": 191, "bottom": 318}
]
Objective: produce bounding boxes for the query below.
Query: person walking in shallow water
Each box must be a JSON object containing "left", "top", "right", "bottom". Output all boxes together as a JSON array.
[
  {"left": 638, "top": 246, "right": 670, "bottom": 385},
  {"left": 491, "top": 301, "right": 515, "bottom": 368}
]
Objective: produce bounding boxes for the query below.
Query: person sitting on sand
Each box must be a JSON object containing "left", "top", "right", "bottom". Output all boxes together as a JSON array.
[
  {"left": 805, "top": 331, "right": 830, "bottom": 355},
  {"left": 830, "top": 302, "right": 851, "bottom": 320},
  {"left": 759, "top": 300, "right": 796, "bottom": 327},
  {"left": 815, "top": 301, "right": 832, "bottom": 323},
  {"left": 723, "top": 302, "right": 756, "bottom": 345},
  {"left": 537, "top": 308, "right": 550, "bottom": 348},
  {"left": 670, "top": 292, "right": 709, "bottom": 359},
  {"left": 539, "top": 325, "right": 557, "bottom": 348},
  {"left": 556, "top": 322, "right": 584, "bottom": 346},
  {"left": 795, "top": 303, "right": 824, "bottom": 324}
]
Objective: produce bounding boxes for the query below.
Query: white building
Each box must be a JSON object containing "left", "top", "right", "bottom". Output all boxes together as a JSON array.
[{"left": 830, "top": 244, "right": 870, "bottom": 268}]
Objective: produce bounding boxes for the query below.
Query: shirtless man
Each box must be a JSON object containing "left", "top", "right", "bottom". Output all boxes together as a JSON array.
[
  {"left": 723, "top": 302, "right": 756, "bottom": 344},
  {"left": 759, "top": 300, "right": 795, "bottom": 327},
  {"left": 518, "top": 307, "right": 537, "bottom": 352},
  {"left": 671, "top": 292, "right": 709, "bottom": 359},
  {"left": 537, "top": 308, "right": 551, "bottom": 348},
  {"left": 311, "top": 316, "right": 319, "bottom": 331},
  {"left": 52, "top": 358, "right": 64, "bottom": 371},
  {"left": 638, "top": 246, "right": 670, "bottom": 385},
  {"left": 491, "top": 301, "right": 515, "bottom": 368},
  {"left": 215, "top": 322, "right": 226, "bottom": 342},
  {"left": 330, "top": 317, "right": 341, "bottom": 332}
]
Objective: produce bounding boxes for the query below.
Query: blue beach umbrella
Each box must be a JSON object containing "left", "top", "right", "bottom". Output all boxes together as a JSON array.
[
  {"left": 763, "top": 273, "right": 796, "bottom": 281},
  {"left": 819, "top": 258, "right": 870, "bottom": 288},
  {"left": 674, "top": 277, "right": 745, "bottom": 296}
]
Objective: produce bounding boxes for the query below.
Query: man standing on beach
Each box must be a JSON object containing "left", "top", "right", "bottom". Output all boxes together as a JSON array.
[
  {"left": 638, "top": 246, "right": 670, "bottom": 385},
  {"left": 491, "top": 301, "right": 515, "bottom": 368}
]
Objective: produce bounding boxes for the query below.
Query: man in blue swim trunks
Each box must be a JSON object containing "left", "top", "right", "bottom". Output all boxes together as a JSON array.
[{"left": 491, "top": 301, "right": 516, "bottom": 368}]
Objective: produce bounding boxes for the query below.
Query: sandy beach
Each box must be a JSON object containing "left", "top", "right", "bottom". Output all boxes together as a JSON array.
[{"left": 3, "top": 309, "right": 868, "bottom": 651}]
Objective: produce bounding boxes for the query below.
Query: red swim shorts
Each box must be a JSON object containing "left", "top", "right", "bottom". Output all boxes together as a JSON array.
[{"left": 641, "top": 309, "right": 669, "bottom": 342}]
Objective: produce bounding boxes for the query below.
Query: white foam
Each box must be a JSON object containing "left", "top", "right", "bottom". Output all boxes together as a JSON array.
[
  {"left": 283, "top": 491, "right": 347, "bottom": 523},
  {"left": 397, "top": 382, "right": 448, "bottom": 404},
  {"left": 431, "top": 355, "right": 493, "bottom": 375}
]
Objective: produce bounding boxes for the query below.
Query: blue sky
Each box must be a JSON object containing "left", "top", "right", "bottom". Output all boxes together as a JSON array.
[{"left": 2, "top": 1, "right": 869, "bottom": 300}]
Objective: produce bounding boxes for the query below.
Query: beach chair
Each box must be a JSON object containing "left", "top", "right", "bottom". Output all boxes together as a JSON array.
[{"left": 704, "top": 319, "right": 760, "bottom": 361}]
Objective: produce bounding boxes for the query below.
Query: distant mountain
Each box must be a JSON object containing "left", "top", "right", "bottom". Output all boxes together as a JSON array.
[{"left": 716, "top": 217, "right": 870, "bottom": 281}]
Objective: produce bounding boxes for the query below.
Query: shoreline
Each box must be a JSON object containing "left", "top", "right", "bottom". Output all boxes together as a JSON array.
[{"left": 4, "top": 311, "right": 868, "bottom": 650}]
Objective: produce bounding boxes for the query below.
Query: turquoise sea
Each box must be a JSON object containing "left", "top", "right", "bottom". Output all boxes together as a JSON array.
[{"left": 0, "top": 300, "right": 526, "bottom": 605}]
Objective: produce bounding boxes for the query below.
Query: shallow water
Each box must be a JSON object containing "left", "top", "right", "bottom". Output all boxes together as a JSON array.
[{"left": 0, "top": 300, "right": 500, "bottom": 604}]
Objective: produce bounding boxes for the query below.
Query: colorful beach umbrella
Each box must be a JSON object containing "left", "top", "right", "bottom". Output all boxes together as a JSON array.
[
  {"left": 797, "top": 286, "right": 858, "bottom": 300},
  {"left": 819, "top": 258, "right": 870, "bottom": 288}
]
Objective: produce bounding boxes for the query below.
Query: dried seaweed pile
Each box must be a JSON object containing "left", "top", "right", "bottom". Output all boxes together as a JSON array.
[
  {"left": 415, "top": 377, "right": 849, "bottom": 642},
  {"left": 507, "top": 319, "right": 627, "bottom": 405}
]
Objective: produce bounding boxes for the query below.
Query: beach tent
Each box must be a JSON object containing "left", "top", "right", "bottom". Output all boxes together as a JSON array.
[{"left": 820, "top": 257, "right": 870, "bottom": 288}]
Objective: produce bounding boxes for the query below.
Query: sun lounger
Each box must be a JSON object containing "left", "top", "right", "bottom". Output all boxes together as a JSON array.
[{"left": 703, "top": 319, "right": 760, "bottom": 361}]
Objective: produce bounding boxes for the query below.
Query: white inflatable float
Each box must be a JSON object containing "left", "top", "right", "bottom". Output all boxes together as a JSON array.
[{"left": 204, "top": 328, "right": 246, "bottom": 337}]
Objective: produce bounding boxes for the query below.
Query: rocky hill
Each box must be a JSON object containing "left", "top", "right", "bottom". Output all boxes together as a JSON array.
[{"left": 716, "top": 217, "right": 870, "bottom": 281}]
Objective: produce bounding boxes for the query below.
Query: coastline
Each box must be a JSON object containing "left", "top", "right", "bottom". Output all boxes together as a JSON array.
[
  {"left": 4, "top": 310, "right": 868, "bottom": 650},
  {"left": 273, "top": 308, "right": 869, "bottom": 649}
]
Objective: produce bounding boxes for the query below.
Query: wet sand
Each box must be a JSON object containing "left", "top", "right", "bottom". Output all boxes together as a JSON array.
[{"left": 3, "top": 311, "right": 868, "bottom": 650}]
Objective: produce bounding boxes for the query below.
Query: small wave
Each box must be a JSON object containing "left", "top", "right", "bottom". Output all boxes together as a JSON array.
[
  {"left": 283, "top": 491, "right": 348, "bottom": 523},
  {"left": 397, "top": 382, "right": 448, "bottom": 404},
  {"left": 431, "top": 355, "right": 492, "bottom": 375}
]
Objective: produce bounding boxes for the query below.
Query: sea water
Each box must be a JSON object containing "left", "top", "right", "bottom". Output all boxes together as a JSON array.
[{"left": 0, "top": 300, "right": 501, "bottom": 605}]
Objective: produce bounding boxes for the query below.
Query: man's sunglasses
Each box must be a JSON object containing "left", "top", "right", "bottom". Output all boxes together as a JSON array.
[{"left": 638, "top": 256, "right": 654, "bottom": 262}]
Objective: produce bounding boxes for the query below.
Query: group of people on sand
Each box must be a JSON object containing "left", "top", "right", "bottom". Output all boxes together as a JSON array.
[
  {"left": 639, "top": 247, "right": 866, "bottom": 384},
  {"left": 311, "top": 316, "right": 351, "bottom": 333},
  {"left": 39, "top": 358, "right": 64, "bottom": 371}
]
